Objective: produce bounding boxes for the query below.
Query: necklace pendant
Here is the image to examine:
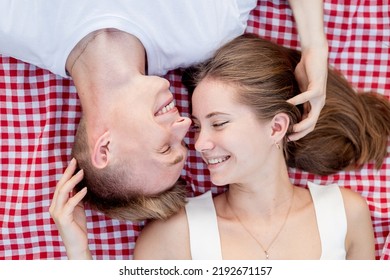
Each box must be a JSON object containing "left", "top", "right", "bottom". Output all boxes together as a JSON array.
[{"left": 264, "top": 251, "right": 269, "bottom": 260}]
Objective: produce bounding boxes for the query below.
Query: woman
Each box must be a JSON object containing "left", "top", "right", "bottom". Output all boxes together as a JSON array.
[{"left": 134, "top": 34, "right": 390, "bottom": 259}]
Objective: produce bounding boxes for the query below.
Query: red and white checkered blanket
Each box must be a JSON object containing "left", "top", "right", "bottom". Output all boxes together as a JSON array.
[{"left": 1, "top": 0, "right": 389, "bottom": 259}]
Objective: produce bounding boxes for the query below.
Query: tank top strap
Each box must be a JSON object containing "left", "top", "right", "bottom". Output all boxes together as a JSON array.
[
  {"left": 308, "top": 182, "right": 347, "bottom": 259},
  {"left": 185, "top": 191, "right": 223, "bottom": 260}
]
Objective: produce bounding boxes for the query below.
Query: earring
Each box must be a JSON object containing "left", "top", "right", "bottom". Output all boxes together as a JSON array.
[{"left": 275, "top": 142, "right": 281, "bottom": 150}]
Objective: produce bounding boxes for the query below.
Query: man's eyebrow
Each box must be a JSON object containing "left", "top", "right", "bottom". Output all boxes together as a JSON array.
[
  {"left": 192, "top": 112, "right": 230, "bottom": 120},
  {"left": 169, "top": 154, "right": 184, "bottom": 166}
]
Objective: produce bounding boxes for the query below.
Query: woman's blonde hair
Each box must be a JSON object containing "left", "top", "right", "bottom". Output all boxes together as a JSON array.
[{"left": 185, "top": 34, "right": 390, "bottom": 175}]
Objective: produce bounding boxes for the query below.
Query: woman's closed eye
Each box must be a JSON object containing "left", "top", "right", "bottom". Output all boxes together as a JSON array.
[
  {"left": 191, "top": 121, "right": 229, "bottom": 132},
  {"left": 212, "top": 121, "right": 229, "bottom": 128}
]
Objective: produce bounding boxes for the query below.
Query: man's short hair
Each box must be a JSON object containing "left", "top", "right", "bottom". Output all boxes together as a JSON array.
[{"left": 71, "top": 117, "right": 187, "bottom": 221}]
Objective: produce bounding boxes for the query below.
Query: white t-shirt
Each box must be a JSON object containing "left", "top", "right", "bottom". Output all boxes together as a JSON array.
[{"left": 0, "top": 0, "right": 256, "bottom": 78}]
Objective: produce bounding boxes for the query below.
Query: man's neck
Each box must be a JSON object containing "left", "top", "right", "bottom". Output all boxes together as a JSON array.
[
  {"left": 66, "top": 28, "right": 146, "bottom": 73},
  {"left": 68, "top": 28, "right": 146, "bottom": 105},
  {"left": 67, "top": 28, "right": 146, "bottom": 140},
  {"left": 67, "top": 28, "right": 146, "bottom": 91}
]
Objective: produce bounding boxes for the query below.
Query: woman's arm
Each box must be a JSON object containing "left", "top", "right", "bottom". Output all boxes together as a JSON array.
[
  {"left": 287, "top": 0, "right": 328, "bottom": 141},
  {"left": 341, "top": 188, "right": 376, "bottom": 260},
  {"left": 134, "top": 209, "right": 191, "bottom": 260}
]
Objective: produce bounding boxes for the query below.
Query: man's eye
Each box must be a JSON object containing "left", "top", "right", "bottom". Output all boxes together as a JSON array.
[
  {"left": 190, "top": 123, "right": 200, "bottom": 132},
  {"left": 160, "top": 146, "right": 171, "bottom": 154}
]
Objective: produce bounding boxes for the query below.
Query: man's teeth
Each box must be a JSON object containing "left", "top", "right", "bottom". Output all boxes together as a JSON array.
[
  {"left": 158, "top": 100, "right": 175, "bottom": 115},
  {"left": 207, "top": 156, "right": 229, "bottom": 164},
  {"left": 156, "top": 100, "right": 175, "bottom": 116}
]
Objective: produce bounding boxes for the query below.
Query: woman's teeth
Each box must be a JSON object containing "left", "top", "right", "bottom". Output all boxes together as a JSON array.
[{"left": 207, "top": 156, "right": 229, "bottom": 165}]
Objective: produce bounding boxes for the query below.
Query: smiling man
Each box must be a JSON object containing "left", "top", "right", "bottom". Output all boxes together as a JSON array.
[{"left": 68, "top": 37, "right": 193, "bottom": 219}]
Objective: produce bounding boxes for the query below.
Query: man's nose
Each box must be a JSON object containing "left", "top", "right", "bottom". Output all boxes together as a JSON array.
[{"left": 171, "top": 116, "right": 191, "bottom": 141}]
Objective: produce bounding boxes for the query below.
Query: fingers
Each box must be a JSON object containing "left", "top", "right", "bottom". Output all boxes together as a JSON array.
[
  {"left": 288, "top": 118, "right": 316, "bottom": 141},
  {"left": 52, "top": 185, "right": 87, "bottom": 225},
  {"left": 52, "top": 169, "right": 84, "bottom": 210},
  {"left": 62, "top": 187, "right": 87, "bottom": 217},
  {"left": 288, "top": 90, "right": 325, "bottom": 141},
  {"left": 51, "top": 158, "right": 77, "bottom": 204},
  {"left": 56, "top": 158, "right": 78, "bottom": 188},
  {"left": 293, "top": 63, "right": 308, "bottom": 92},
  {"left": 50, "top": 158, "right": 86, "bottom": 221},
  {"left": 289, "top": 103, "right": 323, "bottom": 140},
  {"left": 287, "top": 90, "right": 313, "bottom": 106}
]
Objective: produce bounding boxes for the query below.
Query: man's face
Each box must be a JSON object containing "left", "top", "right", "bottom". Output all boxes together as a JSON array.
[{"left": 111, "top": 75, "right": 191, "bottom": 194}]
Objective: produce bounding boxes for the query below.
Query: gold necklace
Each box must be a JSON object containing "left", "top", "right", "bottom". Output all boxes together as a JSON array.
[{"left": 226, "top": 188, "right": 294, "bottom": 260}]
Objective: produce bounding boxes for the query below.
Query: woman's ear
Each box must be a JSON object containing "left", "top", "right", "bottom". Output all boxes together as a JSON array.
[
  {"left": 270, "top": 113, "right": 290, "bottom": 142},
  {"left": 91, "top": 131, "right": 111, "bottom": 169}
]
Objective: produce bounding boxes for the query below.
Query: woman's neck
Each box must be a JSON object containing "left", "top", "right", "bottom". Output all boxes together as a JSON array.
[{"left": 225, "top": 166, "right": 294, "bottom": 216}]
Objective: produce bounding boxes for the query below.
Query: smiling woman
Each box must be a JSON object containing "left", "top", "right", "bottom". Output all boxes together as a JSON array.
[
  {"left": 191, "top": 78, "right": 272, "bottom": 187},
  {"left": 133, "top": 34, "right": 389, "bottom": 260}
]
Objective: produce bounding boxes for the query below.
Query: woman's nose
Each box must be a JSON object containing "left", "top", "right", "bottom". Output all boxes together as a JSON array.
[{"left": 194, "top": 129, "right": 214, "bottom": 152}]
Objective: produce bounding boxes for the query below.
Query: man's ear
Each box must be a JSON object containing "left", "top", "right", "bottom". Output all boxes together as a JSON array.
[
  {"left": 91, "top": 131, "right": 111, "bottom": 169},
  {"left": 270, "top": 113, "right": 290, "bottom": 142}
]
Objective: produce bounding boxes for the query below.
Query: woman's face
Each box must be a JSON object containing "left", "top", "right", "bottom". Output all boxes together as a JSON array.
[{"left": 191, "top": 78, "right": 273, "bottom": 186}]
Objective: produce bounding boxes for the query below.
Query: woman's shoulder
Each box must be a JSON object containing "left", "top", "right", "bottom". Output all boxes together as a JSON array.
[
  {"left": 308, "top": 182, "right": 367, "bottom": 207},
  {"left": 339, "top": 187, "right": 376, "bottom": 259},
  {"left": 133, "top": 208, "right": 191, "bottom": 260},
  {"left": 338, "top": 187, "right": 371, "bottom": 221},
  {"left": 307, "top": 182, "right": 370, "bottom": 220}
]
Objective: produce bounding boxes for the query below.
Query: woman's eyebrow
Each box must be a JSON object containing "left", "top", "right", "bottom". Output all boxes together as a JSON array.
[{"left": 192, "top": 112, "right": 230, "bottom": 120}]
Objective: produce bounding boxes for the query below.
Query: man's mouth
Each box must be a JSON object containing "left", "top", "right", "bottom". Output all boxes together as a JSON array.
[{"left": 156, "top": 100, "right": 175, "bottom": 116}]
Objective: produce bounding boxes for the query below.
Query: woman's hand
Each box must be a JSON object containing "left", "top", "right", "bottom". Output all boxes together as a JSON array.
[
  {"left": 288, "top": 43, "right": 328, "bottom": 141},
  {"left": 287, "top": 0, "right": 328, "bottom": 141},
  {"left": 49, "top": 158, "right": 92, "bottom": 259}
]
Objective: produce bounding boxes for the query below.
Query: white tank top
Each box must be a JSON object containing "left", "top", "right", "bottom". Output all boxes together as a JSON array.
[{"left": 185, "top": 182, "right": 347, "bottom": 260}]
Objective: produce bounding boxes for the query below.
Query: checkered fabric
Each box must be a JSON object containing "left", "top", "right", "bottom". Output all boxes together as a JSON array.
[{"left": 1, "top": 0, "right": 389, "bottom": 260}]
